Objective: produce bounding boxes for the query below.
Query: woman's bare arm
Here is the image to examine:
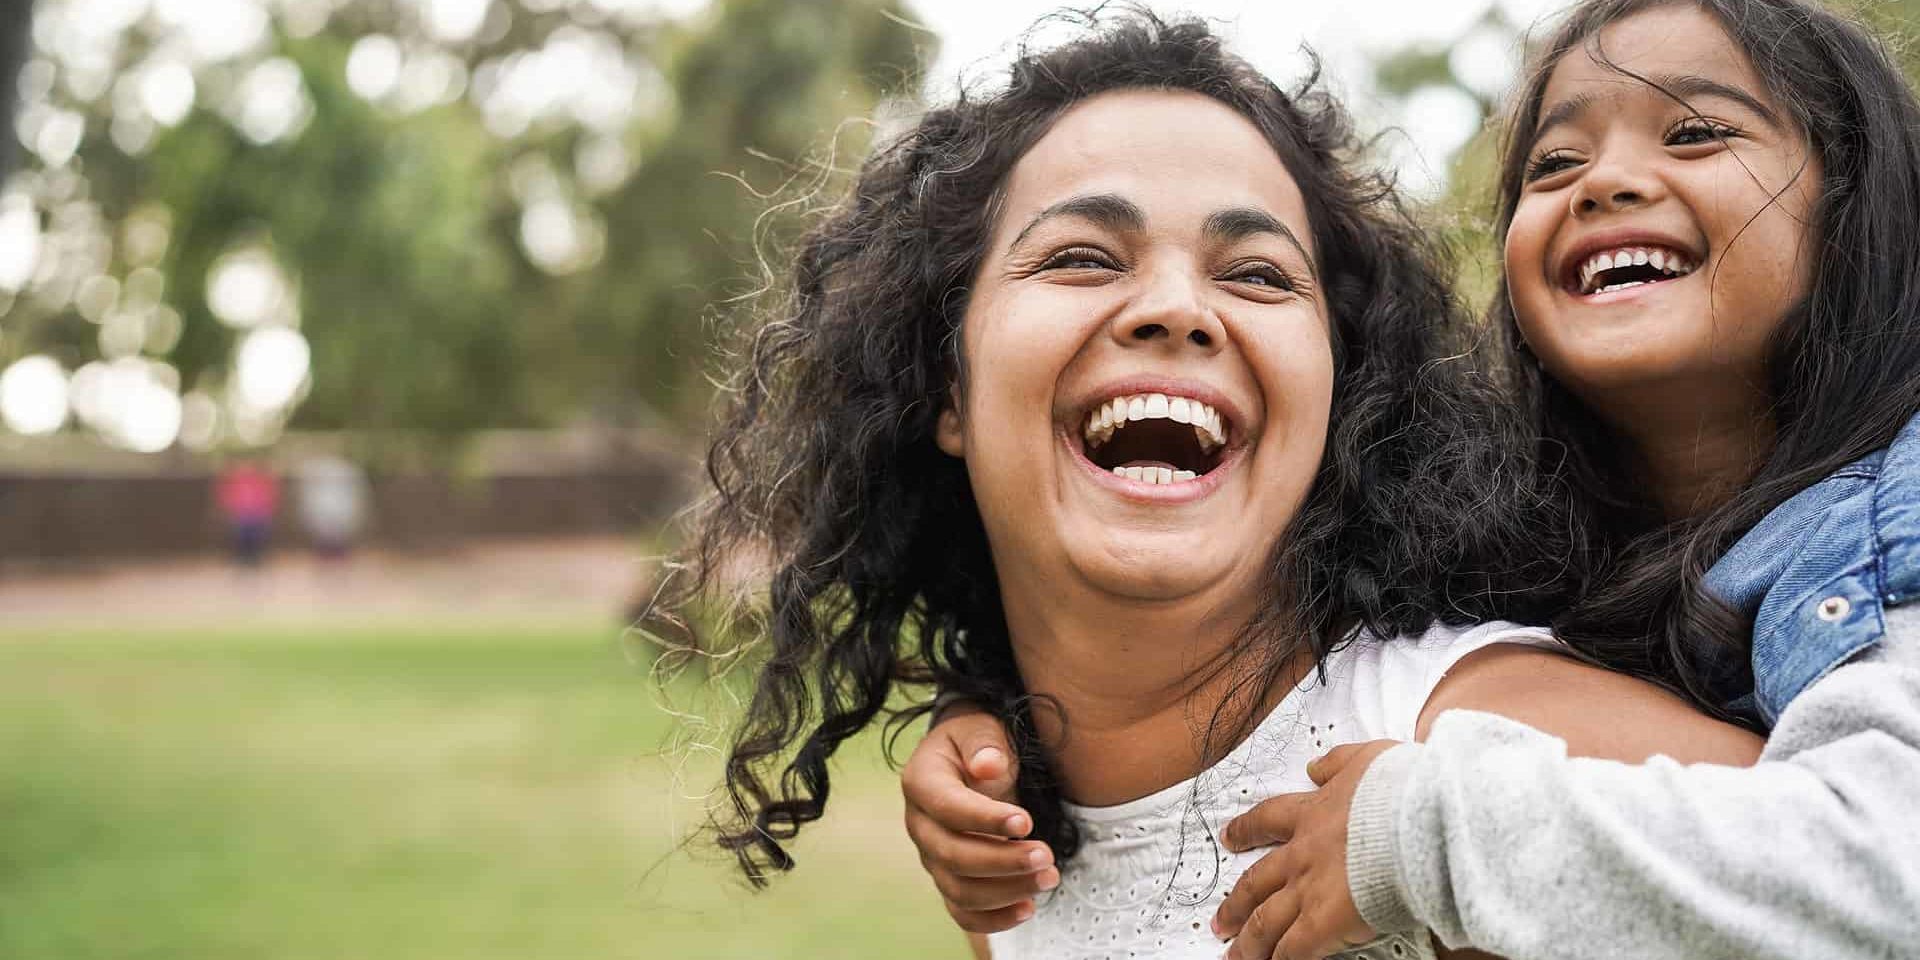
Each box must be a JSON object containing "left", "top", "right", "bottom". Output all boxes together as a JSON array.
[{"left": 1416, "top": 644, "right": 1763, "bottom": 764}]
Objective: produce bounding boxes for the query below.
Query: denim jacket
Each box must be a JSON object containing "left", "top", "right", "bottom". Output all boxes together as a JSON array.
[{"left": 1704, "top": 411, "right": 1920, "bottom": 727}]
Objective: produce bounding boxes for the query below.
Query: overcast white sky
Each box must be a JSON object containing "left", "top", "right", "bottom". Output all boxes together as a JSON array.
[{"left": 905, "top": 0, "right": 1572, "bottom": 193}]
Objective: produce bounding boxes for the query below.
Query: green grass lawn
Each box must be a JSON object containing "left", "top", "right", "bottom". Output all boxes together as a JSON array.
[{"left": 0, "top": 622, "right": 968, "bottom": 960}]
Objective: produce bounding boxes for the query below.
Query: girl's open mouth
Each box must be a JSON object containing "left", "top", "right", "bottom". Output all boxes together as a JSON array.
[
  {"left": 1564, "top": 244, "right": 1698, "bottom": 298},
  {"left": 1078, "top": 392, "right": 1230, "bottom": 485}
]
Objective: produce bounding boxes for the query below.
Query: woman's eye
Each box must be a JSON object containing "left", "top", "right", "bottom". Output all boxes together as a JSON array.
[
  {"left": 1221, "top": 262, "right": 1293, "bottom": 290},
  {"left": 1040, "top": 247, "right": 1116, "bottom": 271},
  {"left": 1667, "top": 120, "right": 1738, "bottom": 147},
  {"left": 1524, "top": 150, "right": 1580, "bottom": 182}
]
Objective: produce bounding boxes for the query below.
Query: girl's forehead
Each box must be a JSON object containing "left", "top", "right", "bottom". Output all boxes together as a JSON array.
[{"left": 1538, "top": 6, "right": 1771, "bottom": 125}]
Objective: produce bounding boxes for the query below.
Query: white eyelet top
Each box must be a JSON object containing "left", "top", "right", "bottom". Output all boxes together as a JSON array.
[{"left": 986, "top": 620, "right": 1559, "bottom": 960}]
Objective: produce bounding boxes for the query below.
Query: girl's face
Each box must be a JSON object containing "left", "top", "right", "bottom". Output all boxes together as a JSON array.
[
  {"left": 1504, "top": 5, "right": 1821, "bottom": 407},
  {"left": 937, "top": 89, "right": 1334, "bottom": 610}
]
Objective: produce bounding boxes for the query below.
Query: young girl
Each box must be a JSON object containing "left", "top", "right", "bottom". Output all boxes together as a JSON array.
[
  {"left": 908, "top": 1, "right": 1920, "bottom": 957},
  {"left": 646, "top": 12, "right": 1758, "bottom": 960}
]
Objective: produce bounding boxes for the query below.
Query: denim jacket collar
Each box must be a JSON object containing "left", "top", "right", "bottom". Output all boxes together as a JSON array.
[{"left": 1704, "top": 412, "right": 1920, "bottom": 726}]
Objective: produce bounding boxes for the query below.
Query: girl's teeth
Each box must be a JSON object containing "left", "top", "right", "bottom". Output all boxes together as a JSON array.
[
  {"left": 1144, "top": 394, "right": 1169, "bottom": 418},
  {"left": 1169, "top": 397, "right": 1191, "bottom": 424},
  {"left": 1577, "top": 246, "right": 1698, "bottom": 295},
  {"left": 1127, "top": 396, "right": 1147, "bottom": 420}
]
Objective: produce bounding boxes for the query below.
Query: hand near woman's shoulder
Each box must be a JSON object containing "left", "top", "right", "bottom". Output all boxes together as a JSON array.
[
  {"left": 902, "top": 706, "right": 1057, "bottom": 934},
  {"left": 1211, "top": 644, "right": 1764, "bottom": 960}
]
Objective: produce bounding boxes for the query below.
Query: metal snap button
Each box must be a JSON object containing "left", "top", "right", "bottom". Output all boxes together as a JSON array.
[{"left": 1817, "top": 596, "right": 1851, "bottom": 621}]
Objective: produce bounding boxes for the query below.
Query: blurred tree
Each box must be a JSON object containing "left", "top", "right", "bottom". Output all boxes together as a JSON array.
[
  {"left": 0, "top": 0, "right": 30, "bottom": 176},
  {"left": 0, "top": 0, "right": 927, "bottom": 457}
]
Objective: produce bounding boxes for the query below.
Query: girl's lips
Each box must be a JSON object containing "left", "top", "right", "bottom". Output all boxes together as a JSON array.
[{"left": 1060, "top": 427, "right": 1242, "bottom": 503}]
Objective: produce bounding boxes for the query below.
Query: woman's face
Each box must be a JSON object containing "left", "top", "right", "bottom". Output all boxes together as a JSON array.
[
  {"left": 1504, "top": 5, "right": 1820, "bottom": 410},
  {"left": 937, "top": 89, "right": 1334, "bottom": 610}
]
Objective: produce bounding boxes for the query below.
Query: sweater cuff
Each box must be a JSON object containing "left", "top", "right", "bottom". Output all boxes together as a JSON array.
[{"left": 1347, "top": 742, "right": 1423, "bottom": 936}]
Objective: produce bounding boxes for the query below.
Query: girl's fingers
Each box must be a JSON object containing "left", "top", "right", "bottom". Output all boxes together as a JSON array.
[
  {"left": 1221, "top": 793, "right": 1307, "bottom": 852},
  {"left": 1226, "top": 884, "right": 1301, "bottom": 960},
  {"left": 904, "top": 768, "right": 1033, "bottom": 839},
  {"left": 1304, "top": 739, "right": 1395, "bottom": 786},
  {"left": 932, "top": 866, "right": 1061, "bottom": 912},
  {"left": 904, "top": 711, "right": 1031, "bottom": 838},
  {"left": 1213, "top": 845, "right": 1294, "bottom": 938},
  {"left": 911, "top": 824, "right": 1054, "bottom": 879},
  {"left": 943, "top": 710, "right": 1020, "bottom": 799},
  {"left": 948, "top": 898, "right": 1038, "bottom": 935}
]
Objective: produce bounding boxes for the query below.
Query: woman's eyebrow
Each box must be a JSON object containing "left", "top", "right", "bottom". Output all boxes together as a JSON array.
[
  {"left": 1008, "top": 193, "right": 1145, "bottom": 249},
  {"left": 1204, "top": 207, "right": 1313, "bottom": 272}
]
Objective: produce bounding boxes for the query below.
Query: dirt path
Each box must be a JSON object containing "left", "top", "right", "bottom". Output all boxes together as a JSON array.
[{"left": 0, "top": 536, "right": 650, "bottom": 630}]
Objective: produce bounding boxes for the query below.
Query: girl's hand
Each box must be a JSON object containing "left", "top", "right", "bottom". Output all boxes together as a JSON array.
[
  {"left": 1212, "top": 740, "right": 1400, "bottom": 960},
  {"left": 903, "top": 705, "right": 1058, "bottom": 933}
]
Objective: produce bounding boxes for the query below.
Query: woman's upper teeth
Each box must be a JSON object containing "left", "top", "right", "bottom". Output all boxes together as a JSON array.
[
  {"left": 1083, "top": 392, "right": 1226, "bottom": 451},
  {"left": 1577, "top": 245, "right": 1696, "bottom": 294}
]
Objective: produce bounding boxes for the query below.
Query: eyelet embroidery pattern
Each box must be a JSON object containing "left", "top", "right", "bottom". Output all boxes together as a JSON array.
[
  {"left": 991, "top": 709, "right": 1432, "bottom": 959},
  {"left": 986, "top": 626, "right": 1548, "bottom": 959}
]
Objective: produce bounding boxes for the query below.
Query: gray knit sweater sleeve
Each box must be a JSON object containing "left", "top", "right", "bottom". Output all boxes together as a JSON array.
[{"left": 1344, "top": 605, "right": 1920, "bottom": 960}]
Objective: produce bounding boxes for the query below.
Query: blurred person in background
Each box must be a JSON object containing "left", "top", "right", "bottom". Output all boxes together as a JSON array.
[
  {"left": 295, "top": 455, "right": 369, "bottom": 561},
  {"left": 215, "top": 458, "right": 278, "bottom": 568}
]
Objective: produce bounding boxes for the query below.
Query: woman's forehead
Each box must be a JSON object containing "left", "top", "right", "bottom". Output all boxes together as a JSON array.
[{"left": 993, "top": 89, "right": 1313, "bottom": 249}]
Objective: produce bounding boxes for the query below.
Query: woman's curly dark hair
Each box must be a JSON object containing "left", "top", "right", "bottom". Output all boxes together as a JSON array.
[
  {"left": 645, "top": 8, "right": 1578, "bottom": 885},
  {"left": 1486, "top": 0, "right": 1920, "bottom": 717}
]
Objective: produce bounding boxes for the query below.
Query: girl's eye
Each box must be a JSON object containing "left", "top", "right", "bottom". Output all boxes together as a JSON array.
[
  {"left": 1667, "top": 119, "right": 1739, "bottom": 147},
  {"left": 1039, "top": 247, "right": 1118, "bottom": 271},
  {"left": 1524, "top": 149, "right": 1581, "bottom": 182},
  {"left": 1220, "top": 262, "right": 1294, "bottom": 291}
]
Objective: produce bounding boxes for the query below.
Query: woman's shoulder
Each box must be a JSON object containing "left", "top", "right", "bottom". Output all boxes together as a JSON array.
[{"left": 1319, "top": 620, "right": 1560, "bottom": 741}]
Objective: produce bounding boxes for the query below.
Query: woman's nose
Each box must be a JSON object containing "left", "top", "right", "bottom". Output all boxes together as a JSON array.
[{"left": 1111, "top": 268, "right": 1225, "bottom": 352}]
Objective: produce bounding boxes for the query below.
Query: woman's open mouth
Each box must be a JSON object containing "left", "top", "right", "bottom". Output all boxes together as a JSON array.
[
  {"left": 1565, "top": 244, "right": 1698, "bottom": 297},
  {"left": 1079, "top": 392, "right": 1229, "bottom": 485}
]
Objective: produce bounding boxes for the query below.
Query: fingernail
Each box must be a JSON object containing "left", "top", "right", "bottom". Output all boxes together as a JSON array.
[
  {"left": 1005, "top": 814, "right": 1030, "bottom": 836},
  {"left": 1014, "top": 901, "right": 1035, "bottom": 921},
  {"left": 974, "top": 746, "right": 1005, "bottom": 766},
  {"left": 1210, "top": 916, "right": 1224, "bottom": 939},
  {"left": 1027, "top": 848, "right": 1049, "bottom": 869},
  {"left": 1037, "top": 869, "right": 1059, "bottom": 891}
]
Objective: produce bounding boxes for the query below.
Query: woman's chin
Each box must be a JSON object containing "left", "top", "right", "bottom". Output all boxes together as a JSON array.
[{"left": 1065, "top": 539, "right": 1250, "bottom": 605}]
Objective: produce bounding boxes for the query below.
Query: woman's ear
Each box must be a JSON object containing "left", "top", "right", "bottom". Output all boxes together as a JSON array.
[{"left": 936, "top": 406, "right": 966, "bottom": 457}]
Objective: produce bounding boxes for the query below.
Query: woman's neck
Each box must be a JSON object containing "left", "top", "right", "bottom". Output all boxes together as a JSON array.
[{"left": 997, "top": 586, "right": 1304, "bottom": 807}]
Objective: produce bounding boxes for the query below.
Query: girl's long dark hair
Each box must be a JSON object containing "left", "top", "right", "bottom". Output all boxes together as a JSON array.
[
  {"left": 647, "top": 9, "right": 1575, "bottom": 885},
  {"left": 1490, "top": 0, "right": 1920, "bottom": 710}
]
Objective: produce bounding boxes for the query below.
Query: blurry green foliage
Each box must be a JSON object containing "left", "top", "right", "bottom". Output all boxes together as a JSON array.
[{"left": 5, "top": 0, "right": 927, "bottom": 454}]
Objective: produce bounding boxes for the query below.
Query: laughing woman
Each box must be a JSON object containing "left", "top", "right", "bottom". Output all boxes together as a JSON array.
[{"left": 644, "top": 13, "right": 1757, "bottom": 960}]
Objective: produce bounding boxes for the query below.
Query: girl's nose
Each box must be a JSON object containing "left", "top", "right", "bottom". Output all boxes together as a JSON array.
[{"left": 1571, "top": 151, "right": 1665, "bottom": 216}]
